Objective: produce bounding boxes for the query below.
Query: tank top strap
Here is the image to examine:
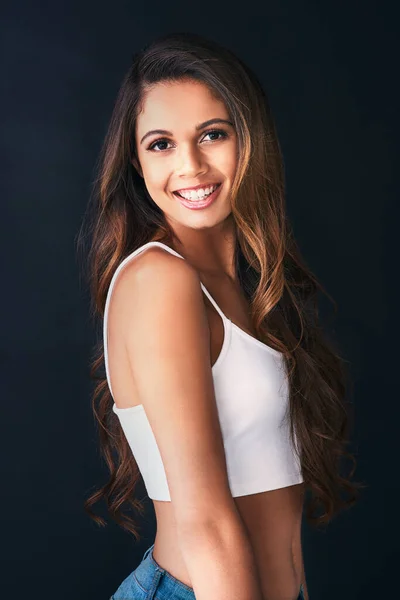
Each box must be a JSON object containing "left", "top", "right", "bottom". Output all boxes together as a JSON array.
[{"left": 197, "top": 282, "right": 228, "bottom": 323}]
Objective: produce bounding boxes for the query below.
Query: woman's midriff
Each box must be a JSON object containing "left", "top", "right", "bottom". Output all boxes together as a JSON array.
[{"left": 152, "top": 482, "right": 305, "bottom": 600}]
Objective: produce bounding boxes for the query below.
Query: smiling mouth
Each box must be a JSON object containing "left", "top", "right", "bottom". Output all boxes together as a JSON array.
[{"left": 173, "top": 183, "right": 222, "bottom": 199}]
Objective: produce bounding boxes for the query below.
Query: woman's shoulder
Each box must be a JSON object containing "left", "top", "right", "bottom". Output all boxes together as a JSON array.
[
  {"left": 112, "top": 243, "right": 198, "bottom": 292},
  {"left": 106, "top": 243, "right": 203, "bottom": 332}
]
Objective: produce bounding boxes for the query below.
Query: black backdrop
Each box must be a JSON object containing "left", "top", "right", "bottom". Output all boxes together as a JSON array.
[{"left": 2, "top": 1, "right": 398, "bottom": 598}]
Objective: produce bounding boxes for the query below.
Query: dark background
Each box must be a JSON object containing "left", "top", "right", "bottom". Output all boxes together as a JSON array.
[{"left": 2, "top": 1, "right": 398, "bottom": 598}]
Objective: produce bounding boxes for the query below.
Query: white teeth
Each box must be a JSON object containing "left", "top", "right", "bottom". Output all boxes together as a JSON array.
[{"left": 177, "top": 184, "right": 218, "bottom": 201}]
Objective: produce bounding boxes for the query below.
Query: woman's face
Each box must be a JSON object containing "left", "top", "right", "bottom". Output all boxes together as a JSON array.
[{"left": 134, "top": 79, "right": 238, "bottom": 230}]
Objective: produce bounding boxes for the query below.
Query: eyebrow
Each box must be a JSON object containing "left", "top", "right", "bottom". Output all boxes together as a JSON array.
[{"left": 139, "top": 118, "right": 234, "bottom": 145}]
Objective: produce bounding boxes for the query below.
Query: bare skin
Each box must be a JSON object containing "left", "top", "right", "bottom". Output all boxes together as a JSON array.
[{"left": 108, "top": 79, "right": 308, "bottom": 599}]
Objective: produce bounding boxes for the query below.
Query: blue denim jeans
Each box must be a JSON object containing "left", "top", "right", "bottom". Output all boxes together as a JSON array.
[{"left": 110, "top": 542, "right": 305, "bottom": 599}]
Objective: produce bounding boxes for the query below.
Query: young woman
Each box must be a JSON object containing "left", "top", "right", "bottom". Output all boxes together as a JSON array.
[{"left": 80, "top": 32, "right": 361, "bottom": 600}]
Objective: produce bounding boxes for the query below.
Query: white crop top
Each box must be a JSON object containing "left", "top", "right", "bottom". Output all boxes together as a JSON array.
[{"left": 103, "top": 241, "right": 303, "bottom": 500}]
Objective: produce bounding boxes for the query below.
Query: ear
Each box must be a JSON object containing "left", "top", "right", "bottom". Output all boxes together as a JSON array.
[{"left": 131, "top": 157, "right": 143, "bottom": 178}]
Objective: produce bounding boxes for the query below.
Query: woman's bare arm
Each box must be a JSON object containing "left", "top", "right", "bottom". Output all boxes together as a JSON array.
[
  {"left": 178, "top": 512, "right": 264, "bottom": 600},
  {"left": 111, "top": 247, "right": 263, "bottom": 600}
]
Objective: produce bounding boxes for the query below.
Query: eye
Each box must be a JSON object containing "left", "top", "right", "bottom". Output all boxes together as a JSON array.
[
  {"left": 202, "top": 129, "right": 229, "bottom": 143},
  {"left": 146, "top": 129, "right": 229, "bottom": 152},
  {"left": 147, "top": 138, "right": 172, "bottom": 152}
]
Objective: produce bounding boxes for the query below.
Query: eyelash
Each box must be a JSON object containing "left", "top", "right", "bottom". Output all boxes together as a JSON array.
[{"left": 147, "top": 129, "right": 229, "bottom": 152}]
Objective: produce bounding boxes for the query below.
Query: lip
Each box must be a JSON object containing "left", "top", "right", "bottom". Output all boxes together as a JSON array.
[
  {"left": 174, "top": 183, "right": 222, "bottom": 210},
  {"left": 173, "top": 182, "right": 221, "bottom": 193}
]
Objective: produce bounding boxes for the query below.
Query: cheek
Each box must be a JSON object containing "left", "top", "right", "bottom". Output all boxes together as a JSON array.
[
  {"left": 218, "top": 145, "right": 238, "bottom": 176},
  {"left": 142, "top": 162, "right": 169, "bottom": 191}
]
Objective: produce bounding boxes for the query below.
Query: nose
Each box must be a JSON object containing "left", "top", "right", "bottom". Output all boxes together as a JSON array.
[{"left": 174, "top": 143, "right": 207, "bottom": 179}]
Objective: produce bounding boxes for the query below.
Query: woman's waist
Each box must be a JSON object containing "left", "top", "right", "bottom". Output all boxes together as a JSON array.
[{"left": 152, "top": 521, "right": 302, "bottom": 599}]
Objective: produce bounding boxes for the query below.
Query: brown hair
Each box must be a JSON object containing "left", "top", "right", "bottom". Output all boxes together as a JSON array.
[{"left": 77, "top": 32, "right": 364, "bottom": 542}]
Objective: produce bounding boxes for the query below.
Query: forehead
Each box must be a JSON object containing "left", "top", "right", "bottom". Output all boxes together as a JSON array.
[{"left": 136, "top": 79, "right": 228, "bottom": 132}]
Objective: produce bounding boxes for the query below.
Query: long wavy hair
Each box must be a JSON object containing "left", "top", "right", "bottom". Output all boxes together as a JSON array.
[{"left": 77, "top": 32, "right": 364, "bottom": 542}]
